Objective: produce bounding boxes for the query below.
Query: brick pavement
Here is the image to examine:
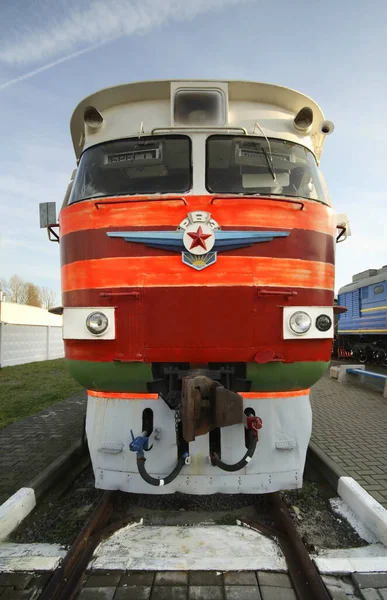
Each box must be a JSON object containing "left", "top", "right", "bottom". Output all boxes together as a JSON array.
[
  {"left": 310, "top": 362, "right": 387, "bottom": 509},
  {"left": 0, "top": 390, "right": 86, "bottom": 504},
  {"left": 76, "top": 570, "right": 297, "bottom": 600},
  {"left": 1, "top": 570, "right": 385, "bottom": 599}
]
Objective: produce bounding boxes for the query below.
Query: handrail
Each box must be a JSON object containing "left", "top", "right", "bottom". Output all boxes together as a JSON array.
[
  {"left": 152, "top": 126, "right": 248, "bottom": 135},
  {"left": 336, "top": 225, "right": 346, "bottom": 243},
  {"left": 47, "top": 224, "right": 60, "bottom": 242},
  {"left": 209, "top": 196, "right": 305, "bottom": 210},
  {"left": 94, "top": 197, "right": 187, "bottom": 209}
]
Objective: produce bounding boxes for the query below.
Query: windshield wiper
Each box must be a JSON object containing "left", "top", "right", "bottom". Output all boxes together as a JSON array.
[{"left": 260, "top": 146, "right": 276, "bottom": 182}]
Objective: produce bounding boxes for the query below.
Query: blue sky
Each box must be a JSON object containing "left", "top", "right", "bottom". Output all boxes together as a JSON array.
[{"left": 0, "top": 0, "right": 386, "bottom": 302}]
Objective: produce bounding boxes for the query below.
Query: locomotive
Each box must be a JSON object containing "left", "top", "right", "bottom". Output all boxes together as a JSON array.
[
  {"left": 40, "top": 80, "right": 349, "bottom": 494},
  {"left": 336, "top": 267, "right": 387, "bottom": 364}
]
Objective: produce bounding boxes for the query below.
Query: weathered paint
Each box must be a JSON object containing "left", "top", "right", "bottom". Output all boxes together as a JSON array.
[
  {"left": 0, "top": 543, "right": 65, "bottom": 572},
  {"left": 60, "top": 195, "right": 336, "bottom": 237},
  {"left": 62, "top": 255, "right": 334, "bottom": 292},
  {"left": 61, "top": 226, "right": 335, "bottom": 265}
]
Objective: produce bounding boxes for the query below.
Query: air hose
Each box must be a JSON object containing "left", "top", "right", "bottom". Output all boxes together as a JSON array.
[
  {"left": 129, "top": 429, "right": 188, "bottom": 486},
  {"left": 210, "top": 429, "right": 258, "bottom": 472},
  {"left": 136, "top": 454, "right": 187, "bottom": 487}
]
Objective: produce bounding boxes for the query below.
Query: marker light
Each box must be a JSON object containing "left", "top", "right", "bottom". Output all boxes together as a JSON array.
[
  {"left": 316, "top": 314, "right": 332, "bottom": 332},
  {"left": 86, "top": 311, "right": 109, "bottom": 335},
  {"left": 289, "top": 311, "right": 312, "bottom": 335}
]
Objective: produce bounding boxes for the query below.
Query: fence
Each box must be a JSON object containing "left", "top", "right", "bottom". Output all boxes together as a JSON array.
[{"left": 0, "top": 323, "right": 64, "bottom": 368}]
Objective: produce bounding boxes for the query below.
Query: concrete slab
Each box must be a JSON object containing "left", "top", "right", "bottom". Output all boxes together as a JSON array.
[{"left": 90, "top": 524, "right": 286, "bottom": 572}]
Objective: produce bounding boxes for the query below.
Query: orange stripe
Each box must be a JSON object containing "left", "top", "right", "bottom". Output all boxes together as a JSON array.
[
  {"left": 62, "top": 256, "right": 334, "bottom": 292},
  {"left": 241, "top": 389, "right": 310, "bottom": 398},
  {"left": 88, "top": 390, "right": 158, "bottom": 399},
  {"left": 60, "top": 196, "right": 336, "bottom": 237},
  {"left": 87, "top": 389, "right": 309, "bottom": 399}
]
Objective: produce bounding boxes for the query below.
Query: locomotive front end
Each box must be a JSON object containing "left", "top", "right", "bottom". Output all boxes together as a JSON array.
[{"left": 47, "top": 80, "right": 348, "bottom": 494}]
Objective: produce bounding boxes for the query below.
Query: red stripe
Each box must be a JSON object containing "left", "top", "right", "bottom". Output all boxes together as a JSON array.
[{"left": 60, "top": 227, "right": 335, "bottom": 266}]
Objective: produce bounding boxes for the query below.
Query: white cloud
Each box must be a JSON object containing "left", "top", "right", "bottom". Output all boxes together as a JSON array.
[{"left": 0, "top": 0, "right": 243, "bottom": 68}]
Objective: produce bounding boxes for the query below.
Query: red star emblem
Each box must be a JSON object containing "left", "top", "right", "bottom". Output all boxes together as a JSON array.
[{"left": 187, "top": 226, "right": 212, "bottom": 251}]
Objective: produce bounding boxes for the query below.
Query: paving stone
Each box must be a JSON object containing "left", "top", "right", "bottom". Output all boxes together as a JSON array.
[
  {"left": 256, "top": 572, "right": 292, "bottom": 588},
  {"left": 259, "top": 586, "right": 297, "bottom": 600},
  {"left": 326, "top": 585, "right": 351, "bottom": 600},
  {"left": 189, "top": 572, "right": 223, "bottom": 586},
  {"left": 154, "top": 572, "right": 188, "bottom": 585},
  {"left": 114, "top": 587, "right": 152, "bottom": 600},
  {"left": 84, "top": 574, "right": 121, "bottom": 587},
  {"left": 189, "top": 586, "right": 223, "bottom": 599},
  {"left": 353, "top": 574, "right": 387, "bottom": 589},
  {"left": 151, "top": 586, "right": 187, "bottom": 600},
  {"left": 310, "top": 366, "right": 387, "bottom": 507},
  {"left": 224, "top": 572, "right": 257, "bottom": 585},
  {"left": 0, "top": 575, "right": 33, "bottom": 590},
  {"left": 225, "top": 586, "right": 261, "bottom": 599},
  {"left": 0, "top": 591, "right": 40, "bottom": 600},
  {"left": 359, "top": 590, "right": 381, "bottom": 600},
  {"left": 77, "top": 588, "right": 116, "bottom": 600},
  {"left": 120, "top": 572, "right": 155, "bottom": 586}
]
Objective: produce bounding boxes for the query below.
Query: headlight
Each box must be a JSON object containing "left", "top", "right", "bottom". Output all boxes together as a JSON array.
[
  {"left": 86, "top": 311, "right": 109, "bottom": 335},
  {"left": 316, "top": 314, "right": 332, "bottom": 332},
  {"left": 289, "top": 311, "right": 312, "bottom": 335}
]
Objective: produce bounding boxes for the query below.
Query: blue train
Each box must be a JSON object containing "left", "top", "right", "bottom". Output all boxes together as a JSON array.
[{"left": 335, "top": 267, "right": 387, "bottom": 364}]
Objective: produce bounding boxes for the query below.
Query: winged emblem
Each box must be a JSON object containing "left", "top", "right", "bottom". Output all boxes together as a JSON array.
[{"left": 107, "top": 211, "right": 290, "bottom": 270}]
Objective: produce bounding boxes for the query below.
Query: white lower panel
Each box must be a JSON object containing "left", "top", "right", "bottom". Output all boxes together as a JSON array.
[
  {"left": 90, "top": 524, "right": 287, "bottom": 571},
  {"left": 86, "top": 393, "right": 312, "bottom": 494},
  {"left": 95, "top": 469, "right": 303, "bottom": 494}
]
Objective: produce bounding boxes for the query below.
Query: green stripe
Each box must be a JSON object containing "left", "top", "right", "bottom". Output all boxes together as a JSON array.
[
  {"left": 247, "top": 361, "right": 329, "bottom": 391},
  {"left": 67, "top": 359, "right": 329, "bottom": 394},
  {"left": 66, "top": 360, "right": 152, "bottom": 392}
]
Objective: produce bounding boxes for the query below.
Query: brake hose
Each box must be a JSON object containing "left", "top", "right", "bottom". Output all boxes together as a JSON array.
[
  {"left": 210, "top": 428, "right": 258, "bottom": 472},
  {"left": 136, "top": 453, "right": 187, "bottom": 487}
]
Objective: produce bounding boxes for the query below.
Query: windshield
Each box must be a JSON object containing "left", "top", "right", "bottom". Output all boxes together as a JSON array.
[
  {"left": 69, "top": 136, "right": 191, "bottom": 204},
  {"left": 206, "top": 136, "right": 329, "bottom": 204}
]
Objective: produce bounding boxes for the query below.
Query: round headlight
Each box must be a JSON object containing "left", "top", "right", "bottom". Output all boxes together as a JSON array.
[
  {"left": 86, "top": 311, "right": 108, "bottom": 335},
  {"left": 316, "top": 314, "right": 332, "bottom": 332},
  {"left": 289, "top": 311, "right": 312, "bottom": 334}
]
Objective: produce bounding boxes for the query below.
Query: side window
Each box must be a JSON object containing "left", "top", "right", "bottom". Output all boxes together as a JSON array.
[
  {"left": 374, "top": 285, "right": 384, "bottom": 294},
  {"left": 361, "top": 287, "right": 369, "bottom": 299}
]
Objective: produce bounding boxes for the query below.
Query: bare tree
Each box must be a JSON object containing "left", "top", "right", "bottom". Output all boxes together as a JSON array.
[
  {"left": 7, "top": 275, "right": 27, "bottom": 304},
  {"left": 40, "top": 286, "right": 57, "bottom": 309},
  {"left": 25, "top": 282, "right": 42, "bottom": 307}
]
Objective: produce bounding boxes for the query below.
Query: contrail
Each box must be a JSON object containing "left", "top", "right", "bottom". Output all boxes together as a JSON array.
[{"left": 0, "top": 41, "right": 108, "bottom": 92}]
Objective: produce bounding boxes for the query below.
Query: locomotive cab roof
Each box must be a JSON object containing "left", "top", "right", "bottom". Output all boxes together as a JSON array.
[{"left": 70, "top": 79, "right": 331, "bottom": 163}]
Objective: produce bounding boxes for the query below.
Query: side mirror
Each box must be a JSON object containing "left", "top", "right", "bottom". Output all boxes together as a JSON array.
[
  {"left": 39, "top": 202, "right": 57, "bottom": 228},
  {"left": 39, "top": 202, "right": 59, "bottom": 242}
]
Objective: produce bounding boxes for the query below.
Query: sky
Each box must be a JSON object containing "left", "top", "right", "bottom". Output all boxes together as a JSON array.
[{"left": 0, "top": 0, "right": 386, "bottom": 303}]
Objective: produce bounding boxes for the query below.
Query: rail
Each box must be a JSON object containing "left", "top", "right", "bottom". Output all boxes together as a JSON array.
[{"left": 39, "top": 491, "right": 114, "bottom": 600}]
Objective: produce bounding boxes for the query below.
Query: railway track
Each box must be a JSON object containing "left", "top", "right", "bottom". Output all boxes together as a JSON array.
[{"left": 37, "top": 489, "right": 332, "bottom": 600}]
